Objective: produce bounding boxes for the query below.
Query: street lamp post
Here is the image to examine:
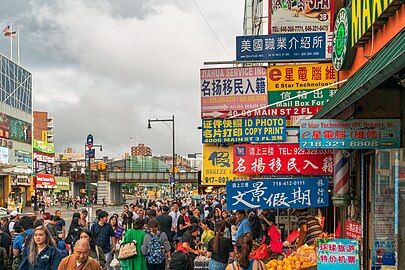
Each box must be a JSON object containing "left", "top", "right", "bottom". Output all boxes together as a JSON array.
[
  {"left": 84, "top": 137, "right": 102, "bottom": 207},
  {"left": 148, "top": 115, "right": 176, "bottom": 199}
]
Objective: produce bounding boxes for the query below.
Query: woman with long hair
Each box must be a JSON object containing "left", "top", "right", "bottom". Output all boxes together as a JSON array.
[
  {"left": 225, "top": 234, "right": 265, "bottom": 270},
  {"left": 65, "top": 216, "right": 82, "bottom": 247},
  {"left": 200, "top": 219, "right": 215, "bottom": 246},
  {"left": 207, "top": 221, "right": 235, "bottom": 270},
  {"left": 213, "top": 207, "right": 222, "bottom": 223},
  {"left": 18, "top": 225, "right": 62, "bottom": 270},
  {"left": 79, "top": 229, "right": 107, "bottom": 269},
  {"left": 109, "top": 215, "right": 124, "bottom": 240}
]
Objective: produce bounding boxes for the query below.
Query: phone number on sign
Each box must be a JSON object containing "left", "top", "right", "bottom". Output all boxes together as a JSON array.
[{"left": 301, "top": 141, "right": 379, "bottom": 148}]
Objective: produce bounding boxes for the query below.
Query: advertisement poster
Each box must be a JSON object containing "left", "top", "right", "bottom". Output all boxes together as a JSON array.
[
  {"left": 0, "top": 147, "right": 9, "bottom": 164},
  {"left": 33, "top": 140, "right": 55, "bottom": 154},
  {"left": 34, "top": 152, "right": 55, "bottom": 164},
  {"left": 0, "top": 113, "right": 10, "bottom": 139},
  {"left": 202, "top": 144, "right": 249, "bottom": 186},
  {"left": 317, "top": 238, "right": 360, "bottom": 269},
  {"left": 300, "top": 119, "right": 401, "bottom": 149},
  {"left": 226, "top": 177, "right": 329, "bottom": 210},
  {"left": 35, "top": 173, "right": 56, "bottom": 188},
  {"left": 202, "top": 117, "right": 286, "bottom": 143},
  {"left": 200, "top": 67, "right": 268, "bottom": 117},
  {"left": 233, "top": 143, "right": 334, "bottom": 175},
  {"left": 236, "top": 32, "right": 328, "bottom": 62},
  {"left": 15, "top": 150, "right": 32, "bottom": 165},
  {"left": 271, "top": 0, "right": 333, "bottom": 34},
  {"left": 9, "top": 117, "right": 31, "bottom": 144}
]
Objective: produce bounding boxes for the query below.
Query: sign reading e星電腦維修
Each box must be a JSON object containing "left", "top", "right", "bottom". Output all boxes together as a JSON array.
[
  {"left": 300, "top": 119, "right": 400, "bottom": 149},
  {"left": 226, "top": 178, "right": 329, "bottom": 210},
  {"left": 202, "top": 117, "right": 286, "bottom": 144}
]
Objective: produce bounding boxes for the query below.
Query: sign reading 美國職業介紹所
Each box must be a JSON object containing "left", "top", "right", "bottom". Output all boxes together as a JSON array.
[
  {"left": 267, "top": 63, "right": 337, "bottom": 91},
  {"left": 226, "top": 177, "right": 329, "bottom": 210},
  {"left": 202, "top": 117, "right": 286, "bottom": 144},
  {"left": 233, "top": 143, "right": 334, "bottom": 175},
  {"left": 202, "top": 144, "right": 250, "bottom": 186},
  {"left": 200, "top": 67, "right": 268, "bottom": 117},
  {"left": 332, "top": 8, "right": 355, "bottom": 71},
  {"left": 236, "top": 32, "right": 329, "bottom": 62},
  {"left": 317, "top": 239, "right": 360, "bottom": 270},
  {"left": 268, "top": 88, "right": 337, "bottom": 108},
  {"left": 299, "top": 119, "right": 401, "bottom": 149}
]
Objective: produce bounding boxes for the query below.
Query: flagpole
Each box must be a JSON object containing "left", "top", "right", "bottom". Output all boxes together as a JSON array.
[
  {"left": 9, "top": 21, "right": 12, "bottom": 60},
  {"left": 17, "top": 26, "right": 20, "bottom": 65}
]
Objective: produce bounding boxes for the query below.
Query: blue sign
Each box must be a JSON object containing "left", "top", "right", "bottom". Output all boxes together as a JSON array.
[
  {"left": 86, "top": 134, "right": 94, "bottom": 148},
  {"left": 202, "top": 117, "right": 286, "bottom": 144},
  {"left": 300, "top": 119, "right": 401, "bottom": 149},
  {"left": 317, "top": 239, "right": 360, "bottom": 270},
  {"left": 236, "top": 32, "right": 327, "bottom": 62},
  {"left": 226, "top": 178, "right": 329, "bottom": 210},
  {"left": 85, "top": 149, "right": 95, "bottom": 158}
]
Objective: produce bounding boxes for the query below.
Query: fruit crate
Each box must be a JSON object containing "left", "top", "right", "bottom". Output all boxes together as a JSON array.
[{"left": 302, "top": 266, "right": 317, "bottom": 270}]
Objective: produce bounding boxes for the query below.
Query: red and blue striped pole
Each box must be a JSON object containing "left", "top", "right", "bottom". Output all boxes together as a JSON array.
[{"left": 332, "top": 150, "right": 351, "bottom": 206}]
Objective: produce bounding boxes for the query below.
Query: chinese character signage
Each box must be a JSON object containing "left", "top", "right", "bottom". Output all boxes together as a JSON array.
[
  {"left": 200, "top": 67, "right": 268, "bottom": 117},
  {"left": 35, "top": 173, "right": 56, "bottom": 188},
  {"left": 300, "top": 119, "right": 401, "bottom": 149},
  {"left": 34, "top": 152, "right": 55, "bottom": 164},
  {"left": 202, "top": 118, "right": 286, "bottom": 143},
  {"left": 345, "top": 220, "right": 362, "bottom": 239},
  {"left": 267, "top": 64, "right": 337, "bottom": 91},
  {"left": 268, "top": 87, "right": 337, "bottom": 108},
  {"left": 33, "top": 140, "right": 55, "bottom": 154},
  {"left": 209, "top": 106, "right": 322, "bottom": 119},
  {"left": 317, "top": 239, "right": 360, "bottom": 270},
  {"left": 233, "top": 143, "right": 334, "bottom": 175},
  {"left": 15, "top": 150, "right": 32, "bottom": 164},
  {"left": 236, "top": 32, "right": 328, "bottom": 62},
  {"left": 271, "top": 0, "right": 333, "bottom": 34},
  {"left": 202, "top": 144, "right": 249, "bottom": 186},
  {"left": 226, "top": 177, "right": 329, "bottom": 210}
]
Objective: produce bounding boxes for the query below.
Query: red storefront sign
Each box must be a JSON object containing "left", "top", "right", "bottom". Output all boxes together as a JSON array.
[
  {"left": 345, "top": 220, "right": 362, "bottom": 239},
  {"left": 233, "top": 143, "right": 334, "bottom": 175},
  {"left": 35, "top": 173, "right": 56, "bottom": 188},
  {"left": 201, "top": 106, "right": 323, "bottom": 119}
]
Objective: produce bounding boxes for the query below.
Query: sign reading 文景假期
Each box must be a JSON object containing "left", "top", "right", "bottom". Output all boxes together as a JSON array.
[
  {"left": 226, "top": 178, "right": 329, "bottom": 210},
  {"left": 300, "top": 119, "right": 401, "bottom": 149},
  {"left": 317, "top": 239, "right": 360, "bottom": 270},
  {"left": 202, "top": 117, "right": 286, "bottom": 143},
  {"left": 236, "top": 32, "right": 328, "bottom": 62}
]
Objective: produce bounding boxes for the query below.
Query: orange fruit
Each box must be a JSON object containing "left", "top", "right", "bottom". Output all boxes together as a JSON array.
[
  {"left": 295, "top": 261, "right": 301, "bottom": 267},
  {"left": 277, "top": 265, "right": 283, "bottom": 270},
  {"left": 271, "top": 262, "right": 278, "bottom": 268},
  {"left": 278, "top": 261, "right": 284, "bottom": 266}
]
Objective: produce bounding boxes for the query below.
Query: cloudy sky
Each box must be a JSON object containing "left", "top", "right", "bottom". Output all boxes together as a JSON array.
[{"left": 0, "top": 0, "right": 244, "bottom": 158}]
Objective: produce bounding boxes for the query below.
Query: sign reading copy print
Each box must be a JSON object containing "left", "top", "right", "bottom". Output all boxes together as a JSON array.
[
  {"left": 202, "top": 144, "right": 249, "bottom": 186},
  {"left": 226, "top": 178, "right": 329, "bottom": 210},
  {"left": 233, "top": 143, "right": 333, "bottom": 175},
  {"left": 200, "top": 67, "right": 268, "bottom": 118},
  {"left": 202, "top": 117, "right": 286, "bottom": 143}
]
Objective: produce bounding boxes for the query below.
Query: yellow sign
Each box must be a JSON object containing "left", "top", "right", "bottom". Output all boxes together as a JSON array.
[
  {"left": 267, "top": 63, "right": 337, "bottom": 91},
  {"left": 202, "top": 144, "right": 249, "bottom": 186},
  {"left": 41, "top": 130, "right": 48, "bottom": 143}
]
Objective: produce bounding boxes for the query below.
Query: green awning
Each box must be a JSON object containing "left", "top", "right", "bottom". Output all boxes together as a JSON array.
[{"left": 316, "top": 30, "right": 405, "bottom": 119}]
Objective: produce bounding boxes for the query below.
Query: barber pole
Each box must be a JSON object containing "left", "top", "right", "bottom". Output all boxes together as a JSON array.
[{"left": 332, "top": 150, "right": 351, "bottom": 206}]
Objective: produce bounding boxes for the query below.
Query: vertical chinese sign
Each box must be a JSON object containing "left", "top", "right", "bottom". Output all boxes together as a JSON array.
[
  {"left": 202, "top": 144, "right": 249, "bottom": 186},
  {"left": 317, "top": 239, "right": 360, "bottom": 270}
]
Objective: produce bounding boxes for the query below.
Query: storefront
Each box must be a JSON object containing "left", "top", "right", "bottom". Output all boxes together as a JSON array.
[
  {"left": 313, "top": 1, "right": 405, "bottom": 269},
  {"left": 54, "top": 176, "right": 70, "bottom": 202},
  {"left": 10, "top": 174, "right": 31, "bottom": 211}
]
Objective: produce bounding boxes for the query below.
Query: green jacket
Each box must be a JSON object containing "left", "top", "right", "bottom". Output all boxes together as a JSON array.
[{"left": 119, "top": 229, "right": 147, "bottom": 270}]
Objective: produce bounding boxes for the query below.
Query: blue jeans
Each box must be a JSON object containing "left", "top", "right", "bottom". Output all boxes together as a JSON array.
[{"left": 209, "top": 259, "right": 227, "bottom": 270}]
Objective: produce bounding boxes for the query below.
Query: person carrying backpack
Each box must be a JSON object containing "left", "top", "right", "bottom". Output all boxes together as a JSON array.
[
  {"left": 0, "top": 246, "right": 11, "bottom": 270},
  {"left": 141, "top": 218, "right": 171, "bottom": 270},
  {"left": 12, "top": 216, "right": 33, "bottom": 270}
]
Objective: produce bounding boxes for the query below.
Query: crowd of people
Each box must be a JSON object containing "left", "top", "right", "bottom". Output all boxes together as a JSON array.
[{"left": 0, "top": 197, "right": 324, "bottom": 270}]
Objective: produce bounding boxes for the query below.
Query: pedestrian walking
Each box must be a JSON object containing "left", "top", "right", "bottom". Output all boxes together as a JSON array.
[
  {"left": 119, "top": 218, "right": 147, "bottom": 270},
  {"left": 58, "top": 239, "right": 101, "bottom": 270},
  {"left": 79, "top": 229, "right": 106, "bottom": 269}
]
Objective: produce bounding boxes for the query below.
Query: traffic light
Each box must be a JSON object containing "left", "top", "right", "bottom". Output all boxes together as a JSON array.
[{"left": 98, "top": 161, "right": 107, "bottom": 171}]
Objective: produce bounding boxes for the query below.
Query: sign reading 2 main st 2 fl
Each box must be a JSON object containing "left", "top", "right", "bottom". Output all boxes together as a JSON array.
[{"left": 202, "top": 117, "right": 286, "bottom": 143}]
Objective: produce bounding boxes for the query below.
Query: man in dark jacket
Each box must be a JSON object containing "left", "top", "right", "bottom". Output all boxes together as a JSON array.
[{"left": 156, "top": 205, "right": 173, "bottom": 242}]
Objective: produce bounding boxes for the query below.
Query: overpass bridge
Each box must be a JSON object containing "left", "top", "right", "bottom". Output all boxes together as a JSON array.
[{"left": 69, "top": 171, "right": 200, "bottom": 204}]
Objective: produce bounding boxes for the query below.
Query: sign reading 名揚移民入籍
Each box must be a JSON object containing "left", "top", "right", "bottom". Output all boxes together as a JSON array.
[
  {"left": 202, "top": 144, "right": 250, "bottom": 186},
  {"left": 233, "top": 143, "right": 334, "bottom": 175},
  {"left": 200, "top": 67, "right": 268, "bottom": 117},
  {"left": 236, "top": 32, "right": 328, "bottom": 62},
  {"left": 300, "top": 119, "right": 401, "bottom": 149},
  {"left": 226, "top": 178, "right": 329, "bottom": 210},
  {"left": 317, "top": 238, "right": 360, "bottom": 270},
  {"left": 202, "top": 117, "right": 286, "bottom": 144}
]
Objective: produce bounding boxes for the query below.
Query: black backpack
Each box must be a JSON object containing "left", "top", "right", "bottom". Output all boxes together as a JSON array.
[
  {"left": 12, "top": 232, "right": 32, "bottom": 270},
  {"left": 0, "top": 247, "right": 11, "bottom": 270},
  {"left": 169, "top": 251, "right": 193, "bottom": 270}
]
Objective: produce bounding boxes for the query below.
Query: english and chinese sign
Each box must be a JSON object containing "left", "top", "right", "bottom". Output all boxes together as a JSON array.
[
  {"left": 226, "top": 177, "right": 329, "bottom": 210},
  {"left": 233, "top": 143, "right": 334, "bottom": 175},
  {"left": 300, "top": 119, "right": 401, "bottom": 149},
  {"left": 200, "top": 67, "right": 268, "bottom": 116},
  {"left": 345, "top": 220, "right": 362, "bottom": 239},
  {"left": 270, "top": 0, "right": 333, "bottom": 34},
  {"left": 268, "top": 87, "right": 337, "bottom": 108},
  {"left": 317, "top": 239, "right": 360, "bottom": 269},
  {"left": 267, "top": 64, "right": 337, "bottom": 91},
  {"left": 35, "top": 173, "right": 56, "bottom": 188},
  {"left": 34, "top": 152, "right": 55, "bottom": 164},
  {"left": 210, "top": 106, "right": 323, "bottom": 119},
  {"left": 33, "top": 140, "right": 55, "bottom": 154},
  {"left": 236, "top": 32, "right": 328, "bottom": 62},
  {"left": 202, "top": 144, "right": 249, "bottom": 186},
  {"left": 202, "top": 117, "right": 287, "bottom": 143}
]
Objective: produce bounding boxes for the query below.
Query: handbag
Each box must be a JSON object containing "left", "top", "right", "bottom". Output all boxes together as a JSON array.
[{"left": 117, "top": 240, "right": 137, "bottom": 260}]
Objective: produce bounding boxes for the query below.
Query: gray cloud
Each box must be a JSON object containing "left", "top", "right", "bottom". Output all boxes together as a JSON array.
[{"left": 0, "top": 0, "right": 243, "bottom": 158}]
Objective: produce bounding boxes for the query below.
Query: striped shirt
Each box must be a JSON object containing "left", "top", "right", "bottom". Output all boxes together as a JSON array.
[{"left": 298, "top": 212, "right": 323, "bottom": 245}]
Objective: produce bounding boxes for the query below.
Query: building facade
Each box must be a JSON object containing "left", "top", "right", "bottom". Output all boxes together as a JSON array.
[
  {"left": 0, "top": 54, "right": 33, "bottom": 209},
  {"left": 131, "top": 143, "right": 152, "bottom": 156}
]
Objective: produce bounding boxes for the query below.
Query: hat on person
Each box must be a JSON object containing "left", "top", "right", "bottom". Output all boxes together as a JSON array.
[{"left": 10, "top": 211, "right": 20, "bottom": 217}]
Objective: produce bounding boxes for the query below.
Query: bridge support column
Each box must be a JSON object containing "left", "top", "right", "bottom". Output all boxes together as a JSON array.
[
  {"left": 97, "top": 172, "right": 110, "bottom": 205},
  {"left": 110, "top": 182, "right": 123, "bottom": 205},
  {"left": 71, "top": 182, "right": 84, "bottom": 198}
]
